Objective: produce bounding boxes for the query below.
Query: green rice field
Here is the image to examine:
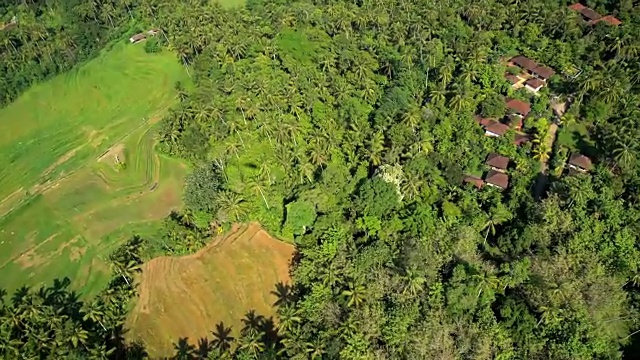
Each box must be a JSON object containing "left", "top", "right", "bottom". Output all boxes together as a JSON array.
[{"left": 0, "top": 42, "right": 189, "bottom": 297}]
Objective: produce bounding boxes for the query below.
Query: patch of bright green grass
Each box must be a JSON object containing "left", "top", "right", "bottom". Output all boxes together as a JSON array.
[
  {"left": 557, "top": 121, "right": 592, "bottom": 151},
  {"left": 0, "top": 42, "right": 189, "bottom": 297}
]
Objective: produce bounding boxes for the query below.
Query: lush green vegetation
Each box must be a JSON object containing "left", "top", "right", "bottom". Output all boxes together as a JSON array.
[
  {"left": 0, "top": 42, "right": 189, "bottom": 296},
  {"left": 0, "top": 0, "right": 140, "bottom": 106},
  {"left": 3, "top": 0, "right": 640, "bottom": 358}
]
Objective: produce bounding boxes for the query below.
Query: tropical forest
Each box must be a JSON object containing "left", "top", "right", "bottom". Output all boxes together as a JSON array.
[{"left": 2, "top": 0, "right": 640, "bottom": 359}]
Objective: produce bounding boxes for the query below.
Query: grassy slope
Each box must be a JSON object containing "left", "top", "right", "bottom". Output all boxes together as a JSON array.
[{"left": 0, "top": 42, "right": 188, "bottom": 297}]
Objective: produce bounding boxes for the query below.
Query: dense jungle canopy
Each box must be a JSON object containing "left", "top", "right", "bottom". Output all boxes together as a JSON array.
[{"left": 2, "top": 0, "right": 640, "bottom": 358}]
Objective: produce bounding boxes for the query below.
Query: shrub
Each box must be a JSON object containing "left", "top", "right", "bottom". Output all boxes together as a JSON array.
[
  {"left": 144, "top": 37, "right": 162, "bottom": 53},
  {"left": 183, "top": 161, "right": 226, "bottom": 213}
]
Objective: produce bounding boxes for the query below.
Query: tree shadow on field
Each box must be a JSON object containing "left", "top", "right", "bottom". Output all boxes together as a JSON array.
[
  {"left": 290, "top": 248, "right": 303, "bottom": 271},
  {"left": 173, "top": 337, "right": 196, "bottom": 359},
  {"left": 211, "top": 321, "right": 234, "bottom": 351},
  {"left": 167, "top": 310, "right": 280, "bottom": 359},
  {"left": 271, "top": 281, "right": 295, "bottom": 307},
  {"left": 241, "top": 309, "right": 265, "bottom": 333},
  {"left": 110, "top": 324, "right": 149, "bottom": 359},
  {"left": 196, "top": 337, "right": 212, "bottom": 358},
  {"left": 260, "top": 316, "right": 278, "bottom": 345}
]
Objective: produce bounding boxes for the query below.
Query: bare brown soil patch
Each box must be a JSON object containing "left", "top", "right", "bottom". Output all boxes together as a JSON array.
[
  {"left": 0, "top": 187, "right": 26, "bottom": 217},
  {"left": 127, "top": 223, "right": 294, "bottom": 357},
  {"left": 97, "top": 143, "right": 126, "bottom": 163},
  {"left": 14, "top": 235, "right": 85, "bottom": 270}
]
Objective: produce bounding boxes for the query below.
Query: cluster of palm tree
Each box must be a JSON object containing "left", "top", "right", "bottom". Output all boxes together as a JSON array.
[
  {"left": 0, "top": 0, "right": 142, "bottom": 106},
  {"left": 145, "top": 0, "right": 640, "bottom": 357},
  {"left": 167, "top": 283, "right": 311, "bottom": 360},
  {"left": 0, "top": 237, "right": 144, "bottom": 358}
]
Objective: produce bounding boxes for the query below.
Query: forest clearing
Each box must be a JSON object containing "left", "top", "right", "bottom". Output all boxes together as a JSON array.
[
  {"left": 0, "top": 43, "right": 189, "bottom": 296},
  {"left": 126, "top": 223, "right": 294, "bottom": 357}
]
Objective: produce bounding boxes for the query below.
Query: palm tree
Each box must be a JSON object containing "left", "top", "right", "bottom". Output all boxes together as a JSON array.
[
  {"left": 481, "top": 205, "right": 510, "bottom": 243},
  {"left": 429, "top": 87, "right": 446, "bottom": 106},
  {"left": 342, "top": 282, "right": 367, "bottom": 308},
  {"left": 401, "top": 172, "right": 424, "bottom": 201},
  {"left": 241, "top": 310, "right": 265, "bottom": 334},
  {"left": 225, "top": 137, "right": 243, "bottom": 160},
  {"left": 308, "top": 140, "right": 328, "bottom": 167},
  {"left": 402, "top": 104, "right": 422, "bottom": 133},
  {"left": 318, "top": 263, "right": 341, "bottom": 290},
  {"left": 68, "top": 324, "right": 89, "bottom": 349},
  {"left": 438, "top": 56, "right": 455, "bottom": 86},
  {"left": 365, "top": 131, "right": 385, "bottom": 166},
  {"left": 537, "top": 306, "right": 565, "bottom": 326},
  {"left": 277, "top": 306, "right": 301, "bottom": 335},
  {"left": 217, "top": 191, "right": 248, "bottom": 222},
  {"left": 83, "top": 301, "right": 107, "bottom": 332},
  {"left": 86, "top": 344, "right": 113, "bottom": 359},
  {"left": 612, "top": 135, "right": 636, "bottom": 169},
  {"left": 305, "top": 337, "right": 326, "bottom": 359},
  {"left": 402, "top": 268, "right": 426, "bottom": 296},
  {"left": 624, "top": 273, "right": 640, "bottom": 288},
  {"left": 472, "top": 271, "right": 499, "bottom": 298},
  {"left": 110, "top": 260, "right": 139, "bottom": 286},
  {"left": 460, "top": 62, "right": 478, "bottom": 84},
  {"left": 246, "top": 176, "right": 270, "bottom": 209},
  {"left": 533, "top": 143, "right": 550, "bottom": 163},
  {"left": 181, "top": 209, "right": 195, "bottom": 227},
  {"left": 196, "top": 337, "right": 212, "bottom": 358},
  {"left": 238, "top": 328, "right": 265, "bottom": 358}
]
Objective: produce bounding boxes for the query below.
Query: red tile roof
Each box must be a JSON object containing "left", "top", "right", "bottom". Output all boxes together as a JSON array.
[
  {"left": 568, "top": 3, "right": 586, "bottom": 11},
  {"left": 532, "top": 66, "right": 555, "bottom": 80},
  {"left": 580, "top": 7, "right": 602, "bottom": 21},
  {"left": 506, "top": 98, "right": 531, "bottom": 116},
  {"left": 484, "top": 121, "right": 510, "bottom": 136},
  {"left": 505, "top": 74, "right": 520, "bottom": 85},
  {"left": 510, "top": 55, "right": 538, "bottom": 72},
  {"left": 569, "top": 153, "right": 593, "bottom": 170},
  {"left": 485, "top": 170, "right": 509, "bottom": 189},
  {"left": 463, "top": 175, "right": 484, "bottom": 189},
  {"left": 486, "top": 153, "right": 510, "bottom": 170},
  {"left": 525, "top": 78, "right": 545, "bottom": 90},
  {"left": 474, "top": 115, "right": 494, "bottom": 127},
  {"left": 591, "top": 15, "right": 622, "bottom": 26}
]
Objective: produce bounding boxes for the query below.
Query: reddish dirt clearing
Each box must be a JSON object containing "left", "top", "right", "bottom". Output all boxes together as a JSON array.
[{"left": 126, "top": 223, "right": 294, "bottom": 357}]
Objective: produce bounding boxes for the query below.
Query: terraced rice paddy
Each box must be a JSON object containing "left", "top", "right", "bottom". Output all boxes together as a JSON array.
[
  {"left": 0, "top": 42, "right": 189, "bottom": 297},
  {"left": 127, "top": 223, "right": 294, "bottom": 357}
]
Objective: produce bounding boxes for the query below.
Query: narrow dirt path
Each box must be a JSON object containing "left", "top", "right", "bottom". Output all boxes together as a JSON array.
[
  {"left": 534, "top": 122, "right": 559, "bottom": 199},
  {"left": 541, "top": 123, "right": 559, "bottom": 174}
]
